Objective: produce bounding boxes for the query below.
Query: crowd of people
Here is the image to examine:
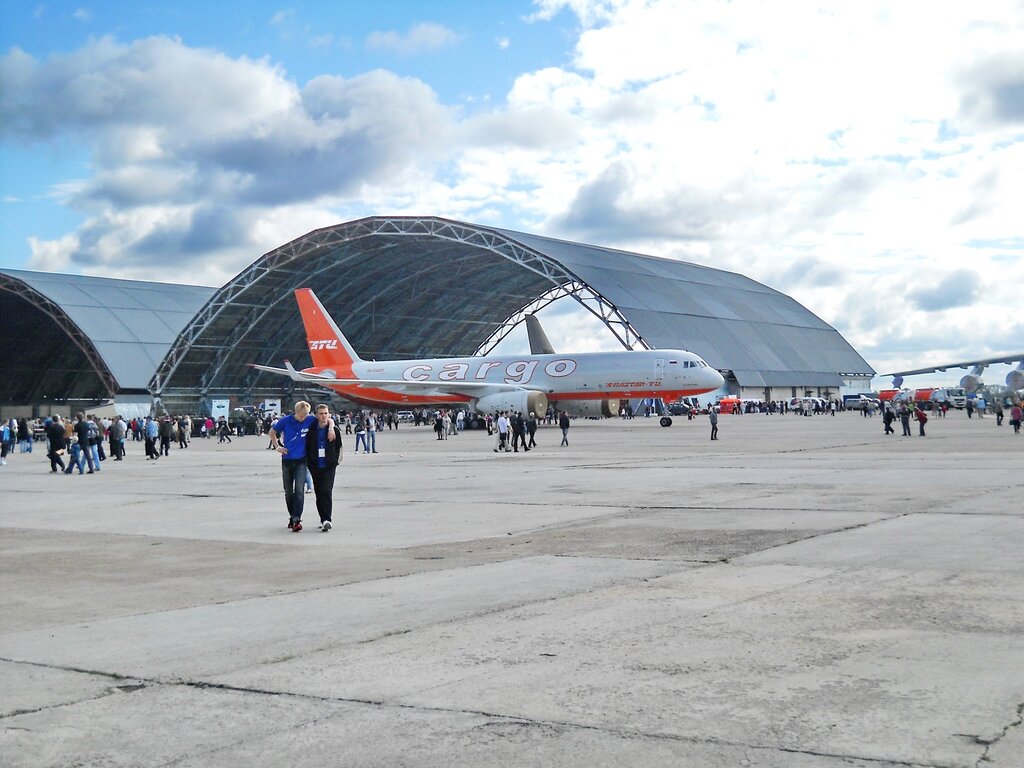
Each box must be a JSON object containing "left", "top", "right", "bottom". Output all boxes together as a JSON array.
[{"left": 0, "top": 412, "right": 256, "bottom": 473}]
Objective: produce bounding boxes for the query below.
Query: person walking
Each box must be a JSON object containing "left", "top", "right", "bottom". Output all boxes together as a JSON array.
[
  {"left": 109, "top": 415, "right": 126, "bottom": 460},
  {"left": 882, "top": 406, "right": 895, "bottom": 435},
  {"left": 45, "top": 416, "right": 67, "bottom": 473},
  {"left": 496, "top": 411, "right": 511, "bottom": 452},
  {"left": 526, "top": 412, "right": 538, "bottom": 448},
  {"left": 709, "top": 407, "right": 719, "bottom": 440},
  {"left": 366, "top": 412, "right": 378, "bottom": 453},
  {"left": 899, "top": 404, "right": 912, "bottom": 437},
  {"left": 159, "top": 417, "right": 173, "bottom": 456},
  {"left": 73, "top": 414, "right": 96, "bottom": 474},
  {"left": 144, "top": 416, "right": 160, "bottom": 459},
  {"left": 66, "top": 431, "right": 88, "bottom": 474},
  {"left": 1009, "top": 404, "right": 1022, "bottom": 435},
  {"left": 558, "top": 410, "right": 570, "bottom": 447},
  {"left": 177, "top": 416, "right": 189, "bottom": 448},
  {"left": 913, "top": 405, "right": 928, "bottom": 436},
  {"left": 354, "top": 415, "right": 368, "bottom": 453},
  {"left": 269, "top": 401, "right": 335, "bottom": 532},
  {"left": 511, "top": 411, "right": 528, "bottom": 452},
  {"left": 305, "top": 403, "right": 342, "bottom": 532}
]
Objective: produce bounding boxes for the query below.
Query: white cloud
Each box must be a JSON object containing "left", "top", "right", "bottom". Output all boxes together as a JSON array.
[
  {"left": 3, "top": 1, "right": 1023, "bottom": 376},
  {"left": 365, "top": 22, "right": 460, "bottom": 56},
  {"left": 0, "top": 37, "right": 453, "bottom": 280}
]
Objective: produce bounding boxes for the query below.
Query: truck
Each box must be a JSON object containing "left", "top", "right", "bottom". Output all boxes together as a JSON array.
[{"left": 842, "top": 393, "right": 878, "bottom": 410}]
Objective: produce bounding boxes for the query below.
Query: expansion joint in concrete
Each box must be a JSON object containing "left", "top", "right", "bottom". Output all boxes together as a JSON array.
[
  {"left": 162, "top": 678, "right": 959, "bottom": 768},
  {"left": 972, "top": 701, "right": 1024, "bottom": 767},
  {"left": 0, "top": 656, "right": 150, "bottom": 720}
]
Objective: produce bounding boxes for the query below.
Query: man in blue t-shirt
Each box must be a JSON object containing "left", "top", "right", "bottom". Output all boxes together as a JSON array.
[{"left": 269, "top": 401, "right": 335, "bottom": 531}]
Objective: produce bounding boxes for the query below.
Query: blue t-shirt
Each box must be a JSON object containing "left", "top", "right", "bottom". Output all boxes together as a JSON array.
[
  {"left": 316, "top": 426, "right": 329, "bottom": 468},
  {"left": 274, "top": 414, "right": 316, "bottom": 460}
]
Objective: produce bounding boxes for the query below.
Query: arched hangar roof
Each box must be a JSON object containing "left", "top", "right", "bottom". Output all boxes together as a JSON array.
[
  {"left": 151, "top": 216, "right": 872, "bottom": 399},
  {"left": 0, "top": 268, "right": 215, "bottom": 403}
]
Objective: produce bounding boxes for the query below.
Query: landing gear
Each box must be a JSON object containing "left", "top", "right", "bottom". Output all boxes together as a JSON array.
[{"left": 659, "top": 416, "right": 673, "bottom": 427}]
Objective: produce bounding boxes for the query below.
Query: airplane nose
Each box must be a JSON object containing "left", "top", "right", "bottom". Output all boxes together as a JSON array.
[{"left": 709, "top": 368, "right": 725, "bottom": 389}]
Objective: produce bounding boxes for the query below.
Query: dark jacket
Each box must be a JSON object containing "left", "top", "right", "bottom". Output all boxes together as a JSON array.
[
  {"left": 304, "top": 423, "right": 343, "bottom": 470},
  {"left": 46, "top": 421, "right": 66, "bottom": 450}
]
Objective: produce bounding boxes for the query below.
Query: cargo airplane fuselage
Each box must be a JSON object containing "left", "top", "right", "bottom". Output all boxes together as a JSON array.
[{"left": 250, "top": 289, "right": 725, "bottom": 418}]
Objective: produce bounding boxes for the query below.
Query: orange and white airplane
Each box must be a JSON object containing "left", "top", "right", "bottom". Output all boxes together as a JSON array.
[{"left": 250, "top": 288, "right": 725, "bottom": 421}]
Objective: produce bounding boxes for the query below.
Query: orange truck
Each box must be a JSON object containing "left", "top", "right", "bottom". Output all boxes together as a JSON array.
[{"left": 717, "top": 397, "right": 742, "bottom": 414}]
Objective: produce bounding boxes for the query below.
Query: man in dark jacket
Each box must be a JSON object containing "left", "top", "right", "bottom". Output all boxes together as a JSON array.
[
  {"left": 45, "top": 416, "right": 67, "bottom": 473},
  {"left": 526, "top": 412, "right": 538, "bottom": 448},
  {"left": 304, "top": 403, "right": 343, "bottom": 531},
  {"left": 511, "top": 411, "right": 529, "bottom": 452}
]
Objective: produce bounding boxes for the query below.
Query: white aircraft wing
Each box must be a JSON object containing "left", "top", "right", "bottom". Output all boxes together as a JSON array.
[
  {"left": 249, "top": 363, "right": 539, "bottom": 397},
  {"left": 881, "top": 353, "right": 1024, "bottom": 377}
]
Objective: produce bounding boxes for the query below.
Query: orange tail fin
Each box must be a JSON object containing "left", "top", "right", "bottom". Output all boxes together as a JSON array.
[{"left": 294, "top": 288, "right": 360, "bottom": 376}]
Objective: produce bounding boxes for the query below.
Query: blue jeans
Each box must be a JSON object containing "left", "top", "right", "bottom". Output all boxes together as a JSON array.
[
  {"left": 281, "top": 458, "right": 306, "bottom": 522},
  {"left": 367, "top": 430, "right": 376, "bottom": 453},
  {"left": 65, "top": 443, "right": 85, "bottom": 474},
  {"left": 355, "top": 432, "right": 367, "bottom": 453}
]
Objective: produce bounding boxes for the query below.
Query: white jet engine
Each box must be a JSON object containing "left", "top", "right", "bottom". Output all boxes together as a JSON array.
[
  {"left": 560, "top": 399, "right": 619, "bottom": 418},
  {"left": 1007, "top": 364, "right": 1024, "bottom": 392},
  {"left": 959, "top": 364, "right": 985, "bottom": 394},
  {"left": 473, "top": 390, "right": 548, "bottom": 416}
]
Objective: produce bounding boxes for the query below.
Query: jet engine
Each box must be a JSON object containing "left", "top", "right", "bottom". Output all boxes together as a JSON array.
[
  {"left": 473, "top": 390, "right": 548, "bottom": 417},
  {"left": 959, "top": 373, "right": 982, "bottom": 393},
  {"left": 1007, "top": 364, "right": 1024, "bottom": 391},
  {"left": 959, "top": 364, "right": 985, "bottom": 394},
  {"left": 559, "top": 399, "right": 619, "bottom": 418}
]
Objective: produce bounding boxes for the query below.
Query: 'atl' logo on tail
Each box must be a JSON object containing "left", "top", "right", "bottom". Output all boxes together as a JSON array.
[{"left": 309, "top": 340, "right": 339, "bottom": 350}]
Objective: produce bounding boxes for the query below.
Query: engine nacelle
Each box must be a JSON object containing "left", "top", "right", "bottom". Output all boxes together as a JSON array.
[
  {"left": 558, "top": 399, "right": 618, "bottom": 418},
  {"left": 473, "top": 390, "right": 548, "bottom": 417},
  {"left": 959, "top": 373, "right": 982, "bottom": 394},
  {"left": 1007, "top": 367, "right": 1024, "bottom": 391}
]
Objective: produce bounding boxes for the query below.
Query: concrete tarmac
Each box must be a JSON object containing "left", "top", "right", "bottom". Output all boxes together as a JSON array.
[{"left": 1, "top": 412, "right": 1022, "bottom": 767}]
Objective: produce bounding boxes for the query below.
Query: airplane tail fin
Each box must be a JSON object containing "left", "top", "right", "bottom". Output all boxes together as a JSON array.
[
  {"left": 294, "top": 288, "right": 361, "bottom": 376},
  {"left": 525, "top": 314, "right": 556, "bottom": 355}
]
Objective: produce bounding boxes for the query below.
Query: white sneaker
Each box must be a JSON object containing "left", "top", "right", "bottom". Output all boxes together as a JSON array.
[{"left": 321, "top": 521, "right": 332, "bottom": 532}]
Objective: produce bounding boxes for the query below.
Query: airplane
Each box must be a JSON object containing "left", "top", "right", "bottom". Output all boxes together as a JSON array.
[
  {"left": 249, "top": 288, "right": 725, "bottom": 422},
  {"left": 883, "top": 354, "right": 1024, "bottom": 394}
]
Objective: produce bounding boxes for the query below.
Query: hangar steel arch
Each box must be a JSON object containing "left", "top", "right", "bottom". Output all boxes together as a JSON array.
[
  {"left": 0, "top": 269, "right": 214, "bottom": 405},
  {"left": 150, "top": 215, "right": 873, "bottom": 407},
  {"left": 150, "top": 216, "right": 649, "bottom": 407}
]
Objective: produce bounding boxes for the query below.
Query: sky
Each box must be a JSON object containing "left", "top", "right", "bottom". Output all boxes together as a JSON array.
[{"left": 2, "top": 0, "right": 1023, "bottom": 388}]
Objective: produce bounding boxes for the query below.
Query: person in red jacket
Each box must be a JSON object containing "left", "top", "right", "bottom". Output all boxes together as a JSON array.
[{"left": 913, "top": 405, "right": 928, "bottom": 437}]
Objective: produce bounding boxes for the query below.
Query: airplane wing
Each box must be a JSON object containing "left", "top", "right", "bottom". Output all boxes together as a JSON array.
[
  {"left": 248, "top": 363, "right": 541, "bottom": 397},
  {"left": 881, "top": 353, "right": 1024, "bottom": 377}
]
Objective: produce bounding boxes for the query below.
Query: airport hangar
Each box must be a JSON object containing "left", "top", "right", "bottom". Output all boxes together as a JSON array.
[{"left": 1, "top": 216, "right": 874, "bottom": 418}]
